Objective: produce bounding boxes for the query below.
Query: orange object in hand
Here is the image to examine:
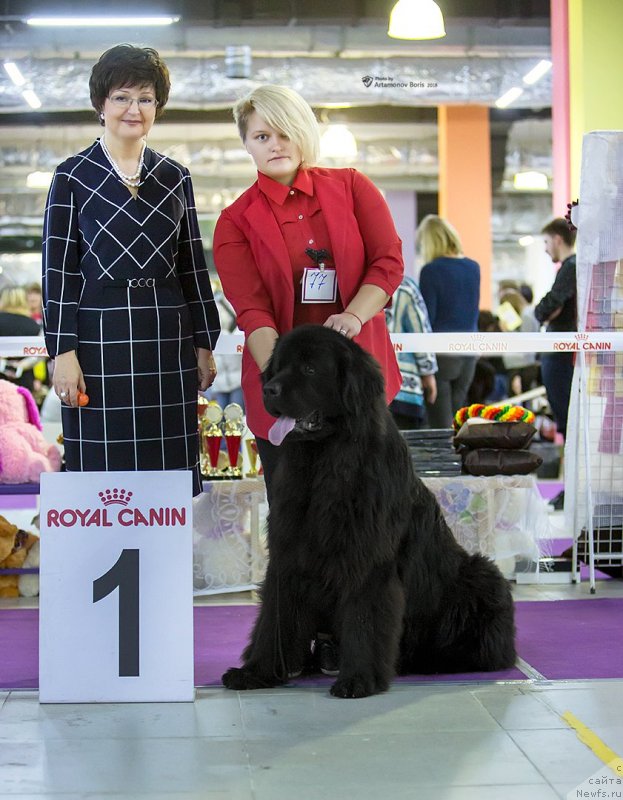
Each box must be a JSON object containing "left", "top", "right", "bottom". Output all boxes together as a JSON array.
[{"left": 77, "top": 391, "right": 89, "bottom": 407}]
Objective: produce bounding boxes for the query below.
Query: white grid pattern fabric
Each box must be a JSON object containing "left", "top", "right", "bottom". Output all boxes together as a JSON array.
[{"left": 41, "top": 140, "right": 220, "bottom": 493}]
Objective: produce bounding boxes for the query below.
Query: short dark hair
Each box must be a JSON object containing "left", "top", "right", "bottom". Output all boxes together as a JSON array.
[
  {"left": 89, "top": 44, "right": 170, "bottom": 125},
  {"left": 541, "top": 217, "right": 576, "bottom": 247}
]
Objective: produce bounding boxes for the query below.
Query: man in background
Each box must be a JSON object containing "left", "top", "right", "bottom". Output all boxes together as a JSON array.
[{"left": 535, "top": 218, "right": 577, "bottom": 510}]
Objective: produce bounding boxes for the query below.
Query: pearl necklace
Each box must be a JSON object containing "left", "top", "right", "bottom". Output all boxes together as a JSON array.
[{"left": 100, "top": 137, "right": 146, "bottom": 187}]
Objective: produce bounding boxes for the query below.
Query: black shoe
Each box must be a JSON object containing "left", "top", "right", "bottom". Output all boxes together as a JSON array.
[
  {"left": 549, "top": 490, "right": 565, "bottom": 511},
  {"left": 316, "top": 635, "right": 340, "bottom": 677}
]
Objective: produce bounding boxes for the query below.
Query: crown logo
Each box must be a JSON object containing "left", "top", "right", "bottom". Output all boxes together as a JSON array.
[
  {"left": 99, "top": 488, "right": 132, "bottom": 507},
  {"left": 470, "top": 333, "right": 486, "bottom": 341},
  {"left": 575, "top": 333, "right": 589, "bottom": 340}
]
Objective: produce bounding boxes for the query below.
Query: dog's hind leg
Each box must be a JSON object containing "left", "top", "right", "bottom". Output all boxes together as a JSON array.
[
  {"left": 330, "top": 567, "right": 405, "bottom": 699},
  {"left": 222, "top": 566, "right": 316, "bottom": 690}
]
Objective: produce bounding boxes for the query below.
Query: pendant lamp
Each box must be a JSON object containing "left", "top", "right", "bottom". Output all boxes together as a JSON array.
[{"left": 388, "top": 0, "right": 446, "bottom": 40}]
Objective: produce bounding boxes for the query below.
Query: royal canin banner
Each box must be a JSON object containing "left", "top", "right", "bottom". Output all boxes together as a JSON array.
[{"left": 4, "top": 331, "right": 623, "bottom": 358}]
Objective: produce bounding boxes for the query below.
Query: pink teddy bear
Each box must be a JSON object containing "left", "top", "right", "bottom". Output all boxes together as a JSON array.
[{"left": 0, "top": 381, "right": 62, "bottom": 484}]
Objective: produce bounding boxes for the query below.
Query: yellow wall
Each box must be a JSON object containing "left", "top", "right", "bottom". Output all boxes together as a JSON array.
[{"left": 569, "top": 0, "right": 623, "bottom": 194}]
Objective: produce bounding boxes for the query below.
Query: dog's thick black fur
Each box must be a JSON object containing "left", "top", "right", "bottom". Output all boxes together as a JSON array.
[{"left": 222, "top": 325, "right": 516, "bottom": 698}]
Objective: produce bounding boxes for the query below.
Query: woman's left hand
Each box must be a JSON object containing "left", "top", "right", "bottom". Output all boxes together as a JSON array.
[
  {"left": 324, "top": 311, "right": 363, "bottom": 340},
  {"left": 197, "top": 349, "right": 217, "bottom": 391}
]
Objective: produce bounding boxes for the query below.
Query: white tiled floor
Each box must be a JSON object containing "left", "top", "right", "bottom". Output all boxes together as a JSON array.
[{"left": 1, "top": 509, "right": 622, "bottom": 800}]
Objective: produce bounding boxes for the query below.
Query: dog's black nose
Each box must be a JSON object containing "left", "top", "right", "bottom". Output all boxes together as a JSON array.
[{"left": 263, "top": 380, "right": 282, "bottom": 398}]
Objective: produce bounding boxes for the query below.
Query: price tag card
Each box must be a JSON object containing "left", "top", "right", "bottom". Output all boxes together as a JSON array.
[
  {"left": 301, "top": 267, "right": 338, "bottom": 303},
  {"left": 39, "top": 471, "right": 194, "bottom": 703}
]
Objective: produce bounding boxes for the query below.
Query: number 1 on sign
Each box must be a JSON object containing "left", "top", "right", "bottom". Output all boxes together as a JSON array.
[{"left": 93, "top": 549, "right": 140, "bottom": 677}]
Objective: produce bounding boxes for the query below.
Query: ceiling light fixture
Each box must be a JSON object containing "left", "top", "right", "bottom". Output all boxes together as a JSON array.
[
  {"left": 22, "top": 89, "right": 42, "bottom": 109},
  {"left": 4, "top": 61, "right": 26, "bottom": 87},
  {"left": 26, "top": 16, "right": 180, "bottom": 27},
  {"left": 387, "top": 0, "right": 446, "bottom": 40},
  {"left": 518, "top": 235, "right": 535, "bottom": 247},
  {"left": 513, "top": 171, "right": 549, "bottom": 191},
  {"left": 522, "top": 60, "right": 552, "bottom": 85},
  {"left": 495, "top": 87, "right": 524, "bottom": 109},
  {"left": 320, "top": 125, "right": 358, "bottom": 161}
]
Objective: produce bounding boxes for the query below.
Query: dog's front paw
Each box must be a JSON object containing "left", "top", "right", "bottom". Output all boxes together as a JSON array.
[
  {"left": 222, "top": 666, "right": 281, "bottom": 691},
  {"left": 330, "top": 674, "right": 382, "bottom": 699}
]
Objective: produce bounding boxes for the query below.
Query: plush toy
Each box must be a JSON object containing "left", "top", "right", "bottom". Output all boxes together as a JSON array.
[
  {"left": 0, "top": 514, "right": 38, "bottom": 597},
  {"left": 18, "top": 513, "right": 40, "bottom": 598},
  {"left": 0, "top": 380, "right": 62, "bottom": 483}
]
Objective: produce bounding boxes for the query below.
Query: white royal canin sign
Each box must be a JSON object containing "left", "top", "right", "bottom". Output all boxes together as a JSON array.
[
  {"left": 39, "top": 471, "right": 194, "bottom": 704},
  {"left": 3, "top": 331, "right": 623, "bottom": 358}
]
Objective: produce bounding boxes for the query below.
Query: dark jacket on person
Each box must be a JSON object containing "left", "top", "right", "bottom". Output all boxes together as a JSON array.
[{"left": 534, "top": 254, "right": 577, "bottom": 332}]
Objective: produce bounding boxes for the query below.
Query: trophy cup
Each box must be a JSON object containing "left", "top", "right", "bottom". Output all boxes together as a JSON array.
[
  {"left": 200, "top": 400, "right": 225, "bottom": 479},
  {"left": 245, "top": 438, "right": 260, "bottom": 478},
  {"left": 223, "top": 403, "right": 245, "bottom": 478}
]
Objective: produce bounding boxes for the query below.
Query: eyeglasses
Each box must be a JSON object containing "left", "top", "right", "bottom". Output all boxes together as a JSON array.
[{"left": 108, "top": 93, "right": 158, "bottom": 110}]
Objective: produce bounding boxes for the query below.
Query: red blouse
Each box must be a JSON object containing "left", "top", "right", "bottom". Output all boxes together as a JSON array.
[
  {"left": 213, "top": 166, "right": 404, "bottom": 439},
  {"left": 258, "top": 171, "right": 343, "bottom": 327}
]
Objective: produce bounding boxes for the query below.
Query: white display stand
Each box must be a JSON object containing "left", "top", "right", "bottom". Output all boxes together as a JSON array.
[{"left": 39, "top": 471, "right": 194, "bottom": 704}]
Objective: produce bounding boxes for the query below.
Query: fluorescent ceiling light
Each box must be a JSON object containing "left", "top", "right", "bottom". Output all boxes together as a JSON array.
[
  {"left": 387, "top": 0, "right": 446, "bottom": 40},
  {"left": 26, "top": 16, "right": 180, "bottom": 27},
  {"left": 4, "top": 61, "right": 26, "bottom": 87},
  {"left": 522, "top": 60, "right": 552, "bottom": 85},
  {"left": 320, "top": 125, "right": 358, "bottom": 161},
  {"left": 495, "top": 87, "right": 524, "bottom": 109},
  {"left": 513, "top": 171, "right": 549, "bottom": 191},
  {"left": 22, "top": 89, "right": 42, "bottom": 109},
  {"left": 26, "top": 171, "right": 54, "bottom": 189},
  {"left": 518, "top": 235, "right": 535, "bottom": 247}
]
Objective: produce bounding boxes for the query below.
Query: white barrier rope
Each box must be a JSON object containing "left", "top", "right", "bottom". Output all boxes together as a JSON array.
[{"left": 2, "top": 330, "right": 623, "bottom": 357}]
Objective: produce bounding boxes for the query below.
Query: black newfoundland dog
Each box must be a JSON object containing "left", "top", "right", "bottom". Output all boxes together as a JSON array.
[{"left": 222, "top": 325, "right": 516, "bottom": 698}]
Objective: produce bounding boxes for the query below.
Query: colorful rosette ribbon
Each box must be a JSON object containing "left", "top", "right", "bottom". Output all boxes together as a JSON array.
[{"left": 453, "top": 403, "right": 536, "bottom": 431}]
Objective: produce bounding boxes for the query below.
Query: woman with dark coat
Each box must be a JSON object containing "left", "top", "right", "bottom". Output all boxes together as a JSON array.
[{"left": 42, "top": 45, "right": 220, "bottom": 494}]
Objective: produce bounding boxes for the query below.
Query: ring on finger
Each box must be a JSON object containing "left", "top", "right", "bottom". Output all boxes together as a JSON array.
[{"left": 59, "top": 391, "right": 67, "bottom": 398}]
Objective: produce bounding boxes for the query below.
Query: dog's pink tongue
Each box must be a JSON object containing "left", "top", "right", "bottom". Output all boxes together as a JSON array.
[{"left": 268, "top": 415, "right": 296, "bottom": 446}]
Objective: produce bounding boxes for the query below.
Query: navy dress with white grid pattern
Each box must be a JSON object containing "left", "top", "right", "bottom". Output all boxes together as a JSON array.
[{"left": 42, "top": 140, "right": 220, "bottom": 494}]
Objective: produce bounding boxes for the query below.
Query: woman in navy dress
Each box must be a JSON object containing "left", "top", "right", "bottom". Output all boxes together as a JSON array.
[{"left": 42, "top": 45, "right": 220, "bottom": 494}]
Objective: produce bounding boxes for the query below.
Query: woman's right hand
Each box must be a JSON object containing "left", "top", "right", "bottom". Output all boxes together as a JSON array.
[{"left": 52, "top": 351, "right": 86, "bottom": 408}]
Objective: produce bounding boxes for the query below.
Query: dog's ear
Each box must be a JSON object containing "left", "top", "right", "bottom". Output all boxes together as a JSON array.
[{"left": 341, "top": 346, "right": 385, "bottom": 415}]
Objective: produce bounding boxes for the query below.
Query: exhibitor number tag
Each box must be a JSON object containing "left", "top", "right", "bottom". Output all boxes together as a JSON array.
[{"left": 301, "top": 267, "right": 338, "bottom": 303}]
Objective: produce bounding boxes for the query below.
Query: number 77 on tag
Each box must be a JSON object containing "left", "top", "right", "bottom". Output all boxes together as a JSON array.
[{"left": 301, "top": 267, "right": 338, "bottom": 303}]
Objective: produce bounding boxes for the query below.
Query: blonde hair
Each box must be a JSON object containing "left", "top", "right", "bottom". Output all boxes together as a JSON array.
[
  {"left": 0, "top": 286, "right": 30, "bottom": 316},
  {"left": 233, "top": 84, "right": 320, "bottom": 166},
  {"left": 416, "top": 215, "right": 463, "bottom": 264}
]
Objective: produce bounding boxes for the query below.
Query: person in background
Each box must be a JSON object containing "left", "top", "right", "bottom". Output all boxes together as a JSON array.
[
  {"left": 213, "top": 84, "right": 404, "bottom": 676},
  {"left": 42, "top": 44, "right": 220, "bottom": 495},
  {"left": 386, "top": 276, "right": 437, "bottom": 429},
  {"left": 467, "top": 310, "right": 506, "bottom": 405},
  {"left": 417, "top": 214, "right": 480, "bottom": 428},
  {"left": 498, "top": 287, "right": 540, "bottom": 398},
  {"left": 0, "top": 286, "right": 42, "bottom": 393},
  {"left": 24, "top": 282, "right": 43, "bottom": 325},
  {"left": 534, "top": 217, "right": 577, "bottom": 511},
  {"left": 205, "top": 284, "right": 244, "bottom": 410}
]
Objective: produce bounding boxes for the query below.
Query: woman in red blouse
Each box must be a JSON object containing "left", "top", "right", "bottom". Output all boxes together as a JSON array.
[{"left": 213, "top": 85, "right": 404, "bottom": 498}]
